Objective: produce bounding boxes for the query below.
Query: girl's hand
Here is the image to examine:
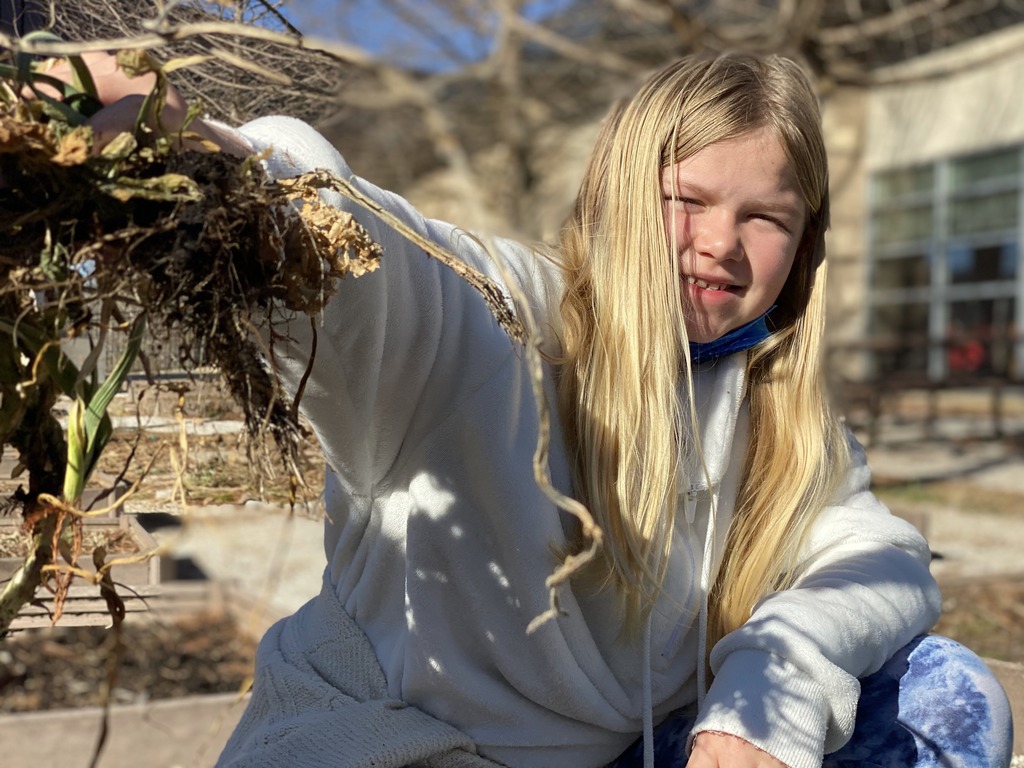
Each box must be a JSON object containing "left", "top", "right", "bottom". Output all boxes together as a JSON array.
[
  {"left": 36, "top": 51, "right": 186, "bottom": 113},
  {"left": 34, "top": 51, "right": 189, "bottom": 142},
  {"left": 686, "top": 731, "right": 788, "bottom": 768},
  {"left": 33, "top": 51, "right": 247, "bottom": 155}
]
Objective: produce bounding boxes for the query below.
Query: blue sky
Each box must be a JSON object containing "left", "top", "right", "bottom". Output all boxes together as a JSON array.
[{"left": 281, "top": 0, "right": 576, "bottom": 70}]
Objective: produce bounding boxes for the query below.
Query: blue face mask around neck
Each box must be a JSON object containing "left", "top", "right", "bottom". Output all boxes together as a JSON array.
[{"left": 688, "top": 306, "right": 777, "bottom": 364}]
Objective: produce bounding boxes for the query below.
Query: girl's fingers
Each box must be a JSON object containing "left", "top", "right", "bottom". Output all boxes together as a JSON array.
[
  {"left": 25, "top": 52, "right": 191, "bottom": 152},
  {"left": 29, "top": 52, "right": 186, "bottom": 117},
  {"left": 85, "top": 95, "right": 146, "bottom": 150},
  {"left": 85, "top": 95, "right": 198, "bottom": 153},
  {"left": 687, "top": 732, "right": 787, "bottom": 768}
]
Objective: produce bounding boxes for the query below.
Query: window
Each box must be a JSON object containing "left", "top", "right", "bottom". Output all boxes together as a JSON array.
[{"left": 867, "top": 146, "right": 1023, "bottom": 380}]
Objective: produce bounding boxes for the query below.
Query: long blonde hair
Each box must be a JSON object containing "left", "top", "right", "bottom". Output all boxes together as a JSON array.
[{"left": 554, "top": 52, "right": 850, "bottom": 641}]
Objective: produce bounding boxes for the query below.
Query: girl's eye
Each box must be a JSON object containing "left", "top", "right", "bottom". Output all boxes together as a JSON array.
[
  {"left": 752, "top": 213, "right": 790, "bottom": 232},
  {"left": 663, "top": 196, "right": 702, "bottom": 209}
]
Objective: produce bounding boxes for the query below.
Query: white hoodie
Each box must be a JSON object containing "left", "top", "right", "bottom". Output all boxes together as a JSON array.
[{"left": 218, "top": 116, "right": 941, "bottom": 768}]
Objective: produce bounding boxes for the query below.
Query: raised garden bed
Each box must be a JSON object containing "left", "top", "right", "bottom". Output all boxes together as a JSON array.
[
  {"left": 0, "top": 591, "right": 259, "bottom": 768},
  {"left": 0, "top": 488, "right": 169, "bottom": 629},
  {"left": 0, "top": 604, "right": 257, "bottom": 713}
]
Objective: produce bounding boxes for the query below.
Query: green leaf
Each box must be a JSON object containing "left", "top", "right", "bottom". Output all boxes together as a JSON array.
[
  {"left": 64, "top": 396, "right": 87, "bottom": 504},
  {"left": 39, "top": 227, "right": 69, "bottom": 281},
  {"left": 101, "top": 173, "right": 203, "bottom": 203},
  {"left": 19, "top": 71, "right": 102, "bottom": 116},
  {"left": 83, "top": 313, "right": 146, "bottom": 460},
  {"left": 11, "top": 34, "right": 102, "bottom": 123},
  {"left": 63, "top": 90, "right": 104, "bottom": 119},
  {"left": 20, "top": 30, "right": 66, "bottom": 46},
  {"left": 32, "top": 88, "right": 88, "bottom": 126},
  {"left": 182, "top": 99, "right": 205, "bottom": 132},
  {"left": 135, "top": 76, "right": 163, "bottom": 137},
  {"left": 76, "top": 314, "right": 146, "bottom": 489},
  {"left": 14, "top": 38, "right": 41, "bottom": 85},
  {"left": 84, "top": 414, "right": 113, "bottom": 481},
  {"left": 66, "top": 55, "right": 99, "bottom": 101},
  {"left": 22, "top": 72, "right": 79, "bottom": 101}
]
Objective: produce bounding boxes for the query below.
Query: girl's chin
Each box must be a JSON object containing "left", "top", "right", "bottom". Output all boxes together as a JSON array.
[
  {"left": 687, "top": 333, "right": 718, "bottom": 344},
  {"left": 685, "top": 321, "right": 740, "bottom": 344},
  {"left": 684, "top": 316, "right": 733, "bottom": 342}
]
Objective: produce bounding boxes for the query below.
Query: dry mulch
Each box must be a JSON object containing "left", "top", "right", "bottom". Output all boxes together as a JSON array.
[
  {"left": 933, "top": 575, "right": 1024, "bottom": 663},
  {"left": 0, "top": 524, "right": 142, "bottom": 559},
  {"left": 0, "top": 611, "right": 256, "bottom": 713}
]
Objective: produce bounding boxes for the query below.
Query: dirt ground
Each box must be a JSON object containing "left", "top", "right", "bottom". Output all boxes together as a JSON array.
[
  {"left": 932, "top": 576, "right": 1024, "bottom": 662},
  {"left": 863, "top": 410, "right": 1024, "bottom": 664},
  {"left": 0, "top": 611, "right": 255, "bottom": 713}
]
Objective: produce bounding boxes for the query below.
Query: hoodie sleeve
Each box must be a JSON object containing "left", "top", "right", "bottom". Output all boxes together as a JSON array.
[
  {"left": 230, "top": 116, "right": 558, "bottom": 496},
  {"left": 691, "top": 435, "right": 942, "bottom": 768}
]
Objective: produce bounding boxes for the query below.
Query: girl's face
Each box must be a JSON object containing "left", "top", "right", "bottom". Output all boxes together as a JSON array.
[{"left": 661, "top": 127, "right": 807, "bottom": 343}]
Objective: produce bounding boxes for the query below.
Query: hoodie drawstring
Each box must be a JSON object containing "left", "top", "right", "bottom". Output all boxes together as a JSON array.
[
  {"left": 695, "top": 484, "right": 719, "bottom": 709},
  {"left": 642, "top": 615, "right": 654, "bottom": 768}
]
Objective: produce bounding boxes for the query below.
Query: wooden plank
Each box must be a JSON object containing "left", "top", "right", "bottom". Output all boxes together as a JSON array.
[
  {"left": 1, "top": 513, "right": 166, "bottom": 610},
  {"left": 6, "top": 581, "right": 222, "bottom": 631}
]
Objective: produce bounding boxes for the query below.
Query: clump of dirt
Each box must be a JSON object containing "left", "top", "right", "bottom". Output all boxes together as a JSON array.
[
  {"left": 0, "top": 49, "right": 383, "bottom": 632},
  {"left": 0, "top": 611, "right": 257, "bottom": 712}
]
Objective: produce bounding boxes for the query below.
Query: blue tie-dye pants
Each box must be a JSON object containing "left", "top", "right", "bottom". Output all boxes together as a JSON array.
[{"left": 611, "top": 635, "right": 1015, "bottom": 767}]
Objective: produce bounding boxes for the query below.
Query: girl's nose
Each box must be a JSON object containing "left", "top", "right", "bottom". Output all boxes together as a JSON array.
[{"left": 692, "top": 210, "right": 743, "bottom": 261}]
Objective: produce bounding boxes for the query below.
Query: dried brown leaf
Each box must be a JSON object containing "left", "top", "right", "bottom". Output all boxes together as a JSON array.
[
  {"left": 0, "top": 116, "right": 52, "bottom": 155},
  {"left": 52, "top": 126, "right": 92, "bottom": 167},
  {"left": 99, "top": 131, "right": 139, "bottom": 160},
  {"left": 115, "top": 49, "right": 160, "bottom": 79},
  {"left": 300, "top": 202, "right": 382, "bottom": 278}
]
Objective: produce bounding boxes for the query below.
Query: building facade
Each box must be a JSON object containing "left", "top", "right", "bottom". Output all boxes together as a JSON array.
[{"left": 825, "top": 23, "right": 1024, "bottom": 385}]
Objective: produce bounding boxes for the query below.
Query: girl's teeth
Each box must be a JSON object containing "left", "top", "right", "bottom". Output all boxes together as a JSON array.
[{"left": 687, "top": 276, "right": 726, "bottom": 291}]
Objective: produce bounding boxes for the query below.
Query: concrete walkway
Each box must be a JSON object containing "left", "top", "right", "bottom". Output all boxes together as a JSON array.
[
  {"left": 144, "top": 500, "right": 326, "bottom": 625},
  {"left": 0, "top": 694, "right": 246, "bottom": 768}
]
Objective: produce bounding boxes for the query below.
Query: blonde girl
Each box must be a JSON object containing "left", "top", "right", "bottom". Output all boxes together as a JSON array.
[{"left": 48, "top": 50, "right": 1013, "bottom": 768}]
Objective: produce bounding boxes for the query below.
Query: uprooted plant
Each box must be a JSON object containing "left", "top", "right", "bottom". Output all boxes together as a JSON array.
[{"left": 0, "top": 45, "right": 385, "bottom": 635}]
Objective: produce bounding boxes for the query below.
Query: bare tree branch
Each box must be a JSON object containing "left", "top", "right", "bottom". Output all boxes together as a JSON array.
[
  {"left": 504, "top": 12, "right": 644, "bottom": 74},
  {"left": 819, "top": 0, "right": 955, "bottom": 46},
  {"left": 1, "top": 0, "right": 352, "bottom": 125}
]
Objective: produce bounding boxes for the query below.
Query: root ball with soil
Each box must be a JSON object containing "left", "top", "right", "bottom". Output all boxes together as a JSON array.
[{"left": 0, "top": 50, "right": 382, "bottom": 632}]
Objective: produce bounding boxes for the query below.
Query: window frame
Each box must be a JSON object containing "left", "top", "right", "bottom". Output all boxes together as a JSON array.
[{"left": 866, "top": 145, "right": 1024, "bottom": 381}]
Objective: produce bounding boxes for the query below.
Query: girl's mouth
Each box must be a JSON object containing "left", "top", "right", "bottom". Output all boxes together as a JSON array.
[{"left": 686, "top": 276, "right": 732, "bottom": 292}]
